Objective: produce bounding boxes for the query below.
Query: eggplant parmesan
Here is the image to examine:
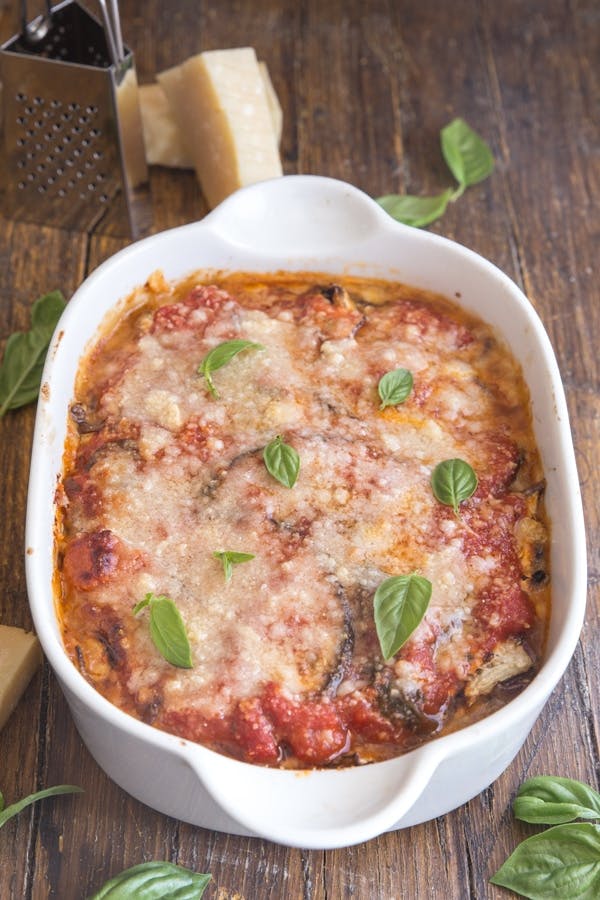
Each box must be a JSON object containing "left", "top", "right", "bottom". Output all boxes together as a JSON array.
[{"left": 56, "top": 271, "right": 550, "bottom": 768}]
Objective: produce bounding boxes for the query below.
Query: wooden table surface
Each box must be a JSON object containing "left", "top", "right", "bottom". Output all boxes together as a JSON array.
[{"left": 1, "top": 1, "right": 598, "bottom": 897}]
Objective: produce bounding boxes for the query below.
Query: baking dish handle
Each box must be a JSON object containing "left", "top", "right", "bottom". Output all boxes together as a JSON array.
[
  {"left": 184, "top": 743, "right": 440, "bottom": 849},
  {"left": 201, "top": 174, "right": 395, "bottom": 257}
]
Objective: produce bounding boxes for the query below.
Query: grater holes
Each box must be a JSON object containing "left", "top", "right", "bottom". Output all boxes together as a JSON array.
[
  {"left": 13, "top": 93, "right": 110, "bottom": 205},
  {"left": 79, "top": 182, "right": 97, "bottom": 200}
]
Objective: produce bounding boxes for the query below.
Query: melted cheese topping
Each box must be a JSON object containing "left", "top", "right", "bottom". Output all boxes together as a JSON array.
[{"left": 57, "top": 273, "right": 550, "bottom": 767}]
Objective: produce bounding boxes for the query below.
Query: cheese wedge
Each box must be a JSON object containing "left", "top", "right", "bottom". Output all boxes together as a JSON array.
[
  {"left": 0, "top": 625, "right": 43, "bottom": 733},
  {"left": 158, "top": 47, "right": 283, "bottom": 208},
  {"left": 115, "top": 67, "right": 149, "bottom": 188},
  {"left": 139, "top": 83, "right": 194, "bottom": 168},
  {"left": 258, "top": 61, "right": 283, "bottom": 145},
  {"left": 139, "top": 61, "right": 282, "bottom": 171}
]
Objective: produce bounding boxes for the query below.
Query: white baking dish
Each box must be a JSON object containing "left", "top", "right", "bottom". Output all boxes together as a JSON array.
[{"left": 25, "top": 175, "right": 587, "bottom": 849}]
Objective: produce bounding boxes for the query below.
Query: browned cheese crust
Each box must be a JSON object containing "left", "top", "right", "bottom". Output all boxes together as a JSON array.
[{"left": 56, "top": 271, "right": 550, "bottom": 767}]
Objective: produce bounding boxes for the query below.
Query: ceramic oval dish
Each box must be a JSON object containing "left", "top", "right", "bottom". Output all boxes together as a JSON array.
[{"left": 25, "top": 175, "right": 587, "bottom": 849}]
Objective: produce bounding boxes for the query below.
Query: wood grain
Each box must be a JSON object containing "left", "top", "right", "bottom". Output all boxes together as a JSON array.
[{"left": 1, "top": 0, "right": 598, "bottom": 897}]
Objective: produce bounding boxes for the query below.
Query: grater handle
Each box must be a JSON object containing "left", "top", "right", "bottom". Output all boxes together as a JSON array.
[
  {"left": 108, "top": 0, "right": 124, "bottom": 62},
  {"left": 96, "top": 0, "right": 119, "bottom": 66},
  {"left": 21, "top": 0, "right": 53, "bottom": 44}
]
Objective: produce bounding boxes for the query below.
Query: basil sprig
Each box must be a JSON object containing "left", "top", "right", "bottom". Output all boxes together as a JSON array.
[
  {"left": 491, "top": 823, "right": 600, "bottom": 899},
  {"left": 133, "top": 593, "right": 192, "bottom": 668},
  {"left": 88, "top": 861, "right": 211, "bottom": 899},
  {"left": 431, "top": 458, "right": 477, "bottom": 514},
  {"left": 377, "top": 190, "right": 454, "bottom": 229},
  {"left": 377, "top": 118, "right": 494, "bottom": 229},
  {"left": 373, "top": 573, "right": 432, "bottom": 660},
  {"left": 263, "top": 435, "right": 300, "bottom": 488},
  {"left": 213, "top": 550, "right": 255, "bottom": 582},
  {"left": 0, "top": 784, "right": 82, "bottom": 829},
  {"left": 0, "top": 289, "right": 66, "bottom": 417},
  {"left": 491, "top": 776, "right": 600, "bottom": 899},
  {"left": 378, "top": 367, "right": 414, "bottom": 409},
  {"left": 198, "top": 339, "right": 264, "bottom": 398},
  {"left": 441, "top": 118, "right": 495, "bottom": 199},
  {"left": 514, "top": 776, "right": 600, "bottom": 825}
]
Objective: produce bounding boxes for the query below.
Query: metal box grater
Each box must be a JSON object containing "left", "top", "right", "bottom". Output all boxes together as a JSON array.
[{"left": 0, "top": 0, "right": 150, "bottom": 236}]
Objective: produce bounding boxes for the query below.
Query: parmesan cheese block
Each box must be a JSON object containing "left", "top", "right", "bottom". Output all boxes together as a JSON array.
[
  {"left": 157, "top": 47, "right": 283, "bottom": 207},
  {"left": 139, "top": 84, "right": 194, "bottom": 168},
  {"left": 258, "top": 61, "right": 283, "bottom": 145},
  {"left": 115, "top": 68, "right": 149, "bottom": 188},
  {"left": 0, "top": 625, "right": 42, "bottom": 732},
  {"left": 140, "top": 61, "right": 282, "bottom": 170}
]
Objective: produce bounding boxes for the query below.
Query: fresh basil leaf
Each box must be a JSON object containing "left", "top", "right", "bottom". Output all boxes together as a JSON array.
[
  {"left": 514, "top": 776, "right": 600, "bottom": 825},
  {"left": 132, "top": 596, "right": 151, "bottom": 615},
  {"left": 213, "top": 550, "right": 255, "bottom": 582},
  {"left": 263, "top": 435, "right": 300, "bottom": 488},
  {"left": 134, "top": 593, "right": 192, "bottom": 668},
  {"left": 441, "top": 118, "right": 495, "bottom": 190},
  {"left": 0, "top": 290, "right": 66, "bottom": 416},
  {"left": 374, "top": 574, "right": 432, "bottom": 660},
  {"left": 376, "top": 189, "right": 453, "bottom": 228},
  {"left": 198, "top": 339, "right": 264, "bottom": 398},
  {"left": 431, "top": 458, "right": 478, "bottom": 514},
  {"left": 0, "top": 785, "right": 82, "bottom": 829},
  {"left": 88, "top": 861, "right": 211, "bottom": 899},
  {"left": 490, "top": 823, "right": 600, "bottom": 899},
  {"left": 378, "top": 368, "right": 414, "bottom": 409}
]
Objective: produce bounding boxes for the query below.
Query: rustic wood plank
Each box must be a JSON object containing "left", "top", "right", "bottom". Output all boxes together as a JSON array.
[{"left": 0, "top": 218, "right": 88, "bottom": 900}]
